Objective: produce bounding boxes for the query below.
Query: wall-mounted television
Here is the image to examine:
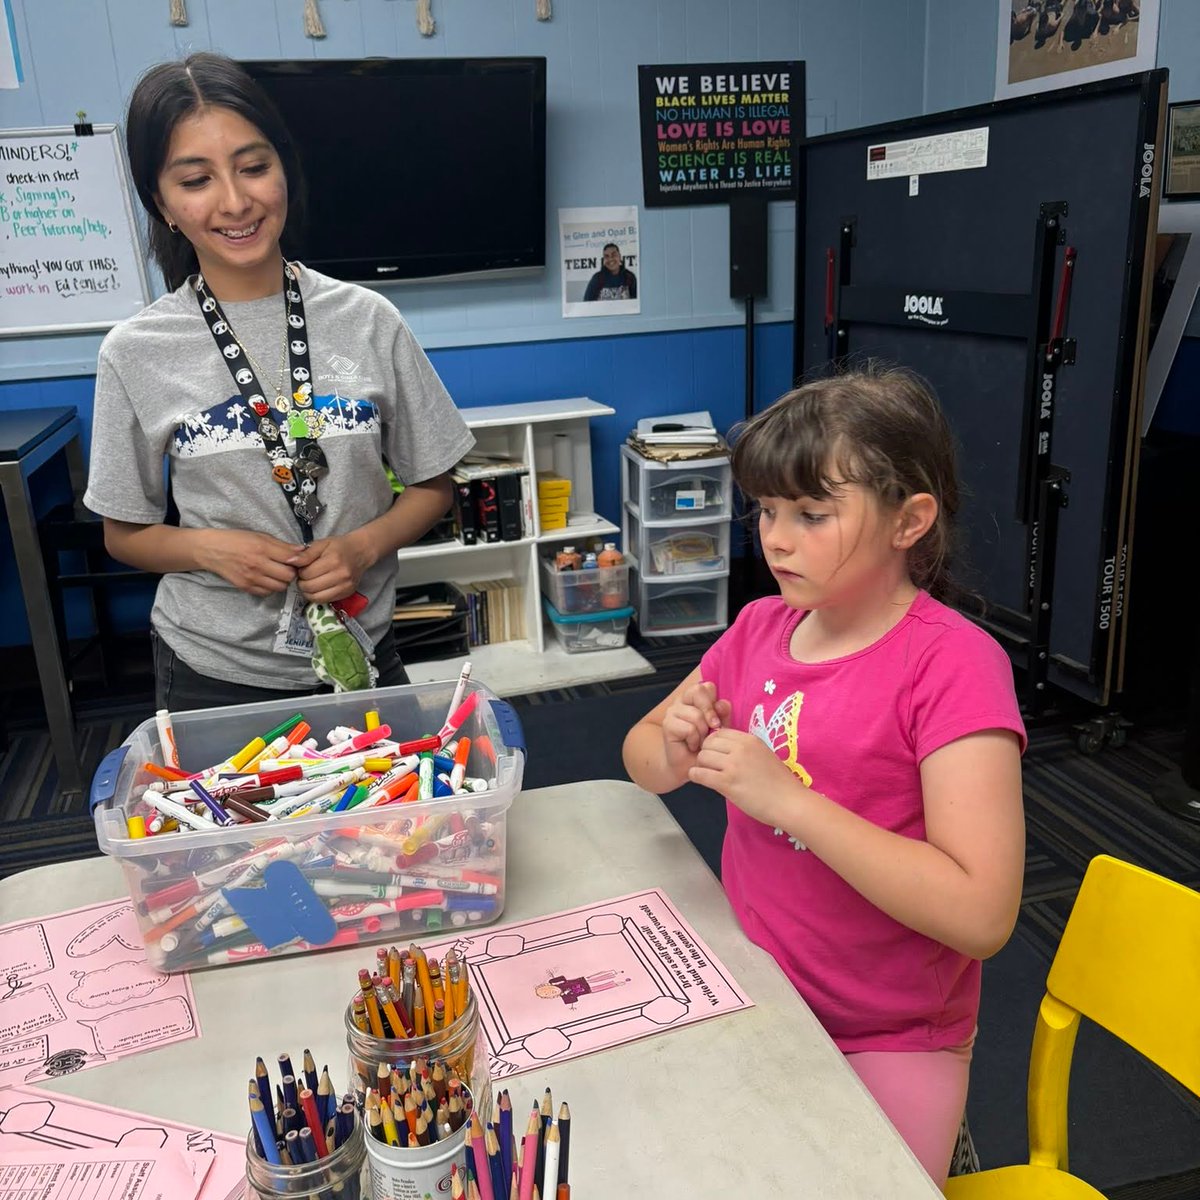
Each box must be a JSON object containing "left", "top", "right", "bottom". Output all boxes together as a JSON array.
[{"left": 241, "top": 57, "right": 547, "bottom": 285}]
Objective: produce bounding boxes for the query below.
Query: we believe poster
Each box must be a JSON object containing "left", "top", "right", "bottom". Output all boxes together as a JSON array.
[{"left": 637, "top": 61, "right": 803, "bottom": 207}]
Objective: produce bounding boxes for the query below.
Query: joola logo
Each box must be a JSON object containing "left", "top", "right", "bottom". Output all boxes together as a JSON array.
[
  {"left": 903, "top": 293, "right": 948, "bottom": 326},
  {"left": 1139, "top": 143, "right": 1154, "bottom": 199}
]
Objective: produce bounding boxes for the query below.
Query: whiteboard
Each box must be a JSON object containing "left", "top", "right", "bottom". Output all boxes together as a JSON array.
[{"left": 0, "top": 124, "right": 152, "bottom": 336}]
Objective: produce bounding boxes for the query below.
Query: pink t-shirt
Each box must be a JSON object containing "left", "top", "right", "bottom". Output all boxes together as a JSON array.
[{"left": 699, "top": 592, "right": 1026, "bottom": 1053}]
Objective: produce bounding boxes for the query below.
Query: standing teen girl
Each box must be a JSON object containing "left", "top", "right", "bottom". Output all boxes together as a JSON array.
[
  {"left": 85, "top": 53, "right": 474, "bottom": 709},
  {"left": 623, "top": 366, "right": 1026, "bottom": 1187}
]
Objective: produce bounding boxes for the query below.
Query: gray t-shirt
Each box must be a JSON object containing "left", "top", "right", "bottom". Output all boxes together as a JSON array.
[{"left": 84, "top": 266, "right": 475, "bottom": 688}]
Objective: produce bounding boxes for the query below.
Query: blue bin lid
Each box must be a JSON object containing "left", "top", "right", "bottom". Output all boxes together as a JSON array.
[{"left": 543, "top": 597, "right": 635, "bottom": 625}]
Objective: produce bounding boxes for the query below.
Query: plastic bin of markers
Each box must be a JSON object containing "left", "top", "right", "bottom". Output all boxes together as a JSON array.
[
  {"left": 345, "top": 992, "right": 492, "bottom": 1124},
  {"left": 88, "top": 678, "right": 524, "bottom": 973}
]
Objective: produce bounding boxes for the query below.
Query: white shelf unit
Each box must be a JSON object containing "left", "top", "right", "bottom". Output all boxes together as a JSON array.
[
  {"left": 620, "top": 444, "right": 732, "bottom": 637},
  {"left": 396, "top": 399, "right": 644, "bottom": 685}
]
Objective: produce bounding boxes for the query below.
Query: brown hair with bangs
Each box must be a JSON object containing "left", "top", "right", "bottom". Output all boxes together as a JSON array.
[{"left": 730, "top": 363, "right": 961, "bottom": 602}]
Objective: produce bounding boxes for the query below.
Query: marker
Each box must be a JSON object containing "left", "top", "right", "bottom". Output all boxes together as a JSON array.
[
  {"left": 155, "top": 709, "right": 181, "bottom": 770},
  {"left": 395, "top": 734, "right": 442, "bottom": 756},
  {"left": 270, "top": 773, "right": 358, "bottom": 819},
  {"left": 142, "top": 761, "right": 189, "bottom": 783},
  {"left": 229, "top": 734, "right": 268, "bottom": 772},
  {"left": 190, "top": 779, "right": 235, "bottom": 826},
  {"left": 331, "top": 725, "right": 392, "bottom": 756},
  {"left": 449, "top": 738, "right": 472, "bottom": 792},
  {"left": 395, "top": 873, "right": 498, "bottom": 895},
  {"left": 364, "top": 709, "right": 381, "bottom": 732},
  {"left": 437, "top": 691, "right": 479, "bottom": 745},
  {"left": 444, "top": 661, "right": 472, "bottom": 724},
  {"left": 142, "top": 791, "right": 215, "bottom": 832},
  {"left": 262, "top": 713, "right": 305, "bottom": 743}
]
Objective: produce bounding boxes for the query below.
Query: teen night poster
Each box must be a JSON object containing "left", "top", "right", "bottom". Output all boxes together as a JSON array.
[{"left": 637, "top": 61, "right": 803, "bottom": 207}]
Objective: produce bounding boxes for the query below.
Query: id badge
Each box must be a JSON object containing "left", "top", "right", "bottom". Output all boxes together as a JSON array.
[{"left": 273, "top": 586, "right": 315, "bottom": 658}]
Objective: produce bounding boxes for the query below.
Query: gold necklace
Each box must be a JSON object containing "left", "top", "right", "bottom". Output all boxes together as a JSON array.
[
  {"left": 198, "top": 274, "right": 295, "bottom": 411},
  {"left": 233, "top": 288, "right": 294, "bottom": 411}
]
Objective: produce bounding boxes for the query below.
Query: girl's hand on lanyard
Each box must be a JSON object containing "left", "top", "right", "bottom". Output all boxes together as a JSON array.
[
  {"left": 690, "top": 728, "right": 806, "bottom": 829},
  {"left": 196, "top": 529, "right": 306, "bottom": 597},
  {"left": 287, "top": 533, "right": 373, "bottom": 604}
]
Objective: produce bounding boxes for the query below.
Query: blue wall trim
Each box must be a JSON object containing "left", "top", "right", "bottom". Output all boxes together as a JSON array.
[{"left": 0, "top": 321, "right": 794, "bottom": 647}]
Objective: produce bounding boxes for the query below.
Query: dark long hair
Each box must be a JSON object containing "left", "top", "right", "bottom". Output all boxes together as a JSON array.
[
  {"left": 125, "top": 52, "right": 307, "bottom": 291},
  {"left": 730, "top": 363, "right": 963, "bottom": 603}
]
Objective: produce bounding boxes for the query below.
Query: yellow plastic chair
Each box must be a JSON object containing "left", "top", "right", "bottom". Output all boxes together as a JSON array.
[{"left": 945, "top": 855, "right": 1200, "bottom": 1199}]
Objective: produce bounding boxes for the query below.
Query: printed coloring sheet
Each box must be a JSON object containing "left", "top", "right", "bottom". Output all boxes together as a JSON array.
[
  {"left": 0, "top": 899, "right": 200, "bottom": 1085},
  {"left": 0, "top": 1085, "right": 246, "bottom": 1200},
  {"left": 421, "top": 888, "right": 753, "bottom": 1079}
]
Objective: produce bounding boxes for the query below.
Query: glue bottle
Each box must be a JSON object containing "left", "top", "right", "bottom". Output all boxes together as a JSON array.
[{"left": 598, "top": 542, "right": 625, "bottom": 609}]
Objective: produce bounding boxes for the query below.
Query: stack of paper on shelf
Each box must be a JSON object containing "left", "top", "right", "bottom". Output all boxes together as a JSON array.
[{"left": 628, "top": 410, "right": 728, "bottom": 462}]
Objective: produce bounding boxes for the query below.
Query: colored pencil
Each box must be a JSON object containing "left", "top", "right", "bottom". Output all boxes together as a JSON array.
[
  {"left": 556, "top": 1102, "right": 570, "bottom": 1188},
  {"left": 498, "top": 1090, "right": 514, "bottom": 1186},
  {"left": 250, "top": 1095, "right": 281, "bottom": 1165},
  {"left": 518, "top": 1104, "right": 540, "bottom": 1200},
  {"left": 541, "top": 1122, "right": 560, "bottom": 1200}
]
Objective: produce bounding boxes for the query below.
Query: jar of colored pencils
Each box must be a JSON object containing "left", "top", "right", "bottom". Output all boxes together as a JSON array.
[
  {"left": 245, "top": 1116, "right": 367, "bottom": 1200},
  {"left": 346, "top": 991, "right": 492, "bottom": 1123}
]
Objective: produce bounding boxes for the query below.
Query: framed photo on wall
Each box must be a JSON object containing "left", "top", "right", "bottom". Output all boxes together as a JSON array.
[
  {"left": 996, "top": 1, "right": 1159, "bottom": 101},
  {"left": 1165, "top": 101, "right": 1200, "bottom": 200}
]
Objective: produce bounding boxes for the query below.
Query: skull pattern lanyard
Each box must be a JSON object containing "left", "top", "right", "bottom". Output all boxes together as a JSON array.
[{"left": 193, "top": 260, "right": 327, "bottom": 543}]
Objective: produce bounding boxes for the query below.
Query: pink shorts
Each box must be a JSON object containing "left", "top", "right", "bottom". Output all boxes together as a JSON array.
[{"left": 845, "top": 1033, "right": 975, "bottom": 1188}]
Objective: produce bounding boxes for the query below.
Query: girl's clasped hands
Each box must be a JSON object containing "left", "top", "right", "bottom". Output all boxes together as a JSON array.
[{"left": 663, "top": 679, "right": 802, "bottom": 829}]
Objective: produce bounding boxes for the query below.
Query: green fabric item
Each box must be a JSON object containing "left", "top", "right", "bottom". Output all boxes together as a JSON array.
[{"left": 305, "top": 602, "right": 375, "bottom": 692}]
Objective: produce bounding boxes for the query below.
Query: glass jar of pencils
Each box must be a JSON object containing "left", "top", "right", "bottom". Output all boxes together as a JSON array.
[
  {"left": 345, "top": 991, "right": 493, "bottom": 1124},
  {"left": 245, "top": 1115, "right": 367, "bottom": 1200}
]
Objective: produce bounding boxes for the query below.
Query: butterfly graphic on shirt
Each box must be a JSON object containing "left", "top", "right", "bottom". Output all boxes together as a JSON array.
[{"left": 749, "top": 688, "right": 812, "bottom": 852}]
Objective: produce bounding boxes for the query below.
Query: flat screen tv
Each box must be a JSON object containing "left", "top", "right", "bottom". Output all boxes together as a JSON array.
[{"left": 241, "top": 57, "right": 547, "bottom": 284}]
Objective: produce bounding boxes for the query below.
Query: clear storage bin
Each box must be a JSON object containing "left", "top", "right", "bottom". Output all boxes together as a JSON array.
[
  {"left": 89, "top": 679, "right": 524, "bottom": 973},
  {"left": 648, "top": 472, "right": 726, "bottom": 518},
  {"left": 648, "top": 530, "right": 726, "bottom": 576},
  {"left": 539, "top": 556, "right": 629, "bottom": 614},
  {"left": 543, "top": 599, "right": 634, "bottom": 653},
  {"left": 621, "top": 444, "right": 732, "bottom": 523},
  {"left": 632, "top": 567, "right": 728, "bottom": 636}
]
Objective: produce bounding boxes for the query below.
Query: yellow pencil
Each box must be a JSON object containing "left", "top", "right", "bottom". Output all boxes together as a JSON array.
[
  {"left": 412, "top": 944, "right": 436, "bottom": 1016},
  {"left": 379, "top": 1090, "right": 401, "bottom": 1147}
]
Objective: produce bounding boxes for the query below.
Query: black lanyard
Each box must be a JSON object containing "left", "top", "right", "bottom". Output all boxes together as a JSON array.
[{"left": 193, "top": 262, "right": 327, "bottom": 542}]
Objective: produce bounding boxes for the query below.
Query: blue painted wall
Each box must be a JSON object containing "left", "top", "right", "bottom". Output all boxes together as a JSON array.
[
  {"left": 0, "top": 320, "right": 794, "bottom": 644},
  {"left": 1, "top": 0, "right": 928, "bottom": 379},
  {"left": 0, "top": 0, "right": 929, "bottom": 647}
]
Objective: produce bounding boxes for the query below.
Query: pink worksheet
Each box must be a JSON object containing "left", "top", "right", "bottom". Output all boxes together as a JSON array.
[
  {"left": 0, "top": 1085, "right": 245, "bottom": 1200},
  {"left": 0, "top": 1147, "right": 205, "bottom": 1200},
  {"left": 421, "top": 888, "right": 754, "bottom": 1079},
  {"left": 0, "top": 899, "right": 200, "bottom": 1085}
]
